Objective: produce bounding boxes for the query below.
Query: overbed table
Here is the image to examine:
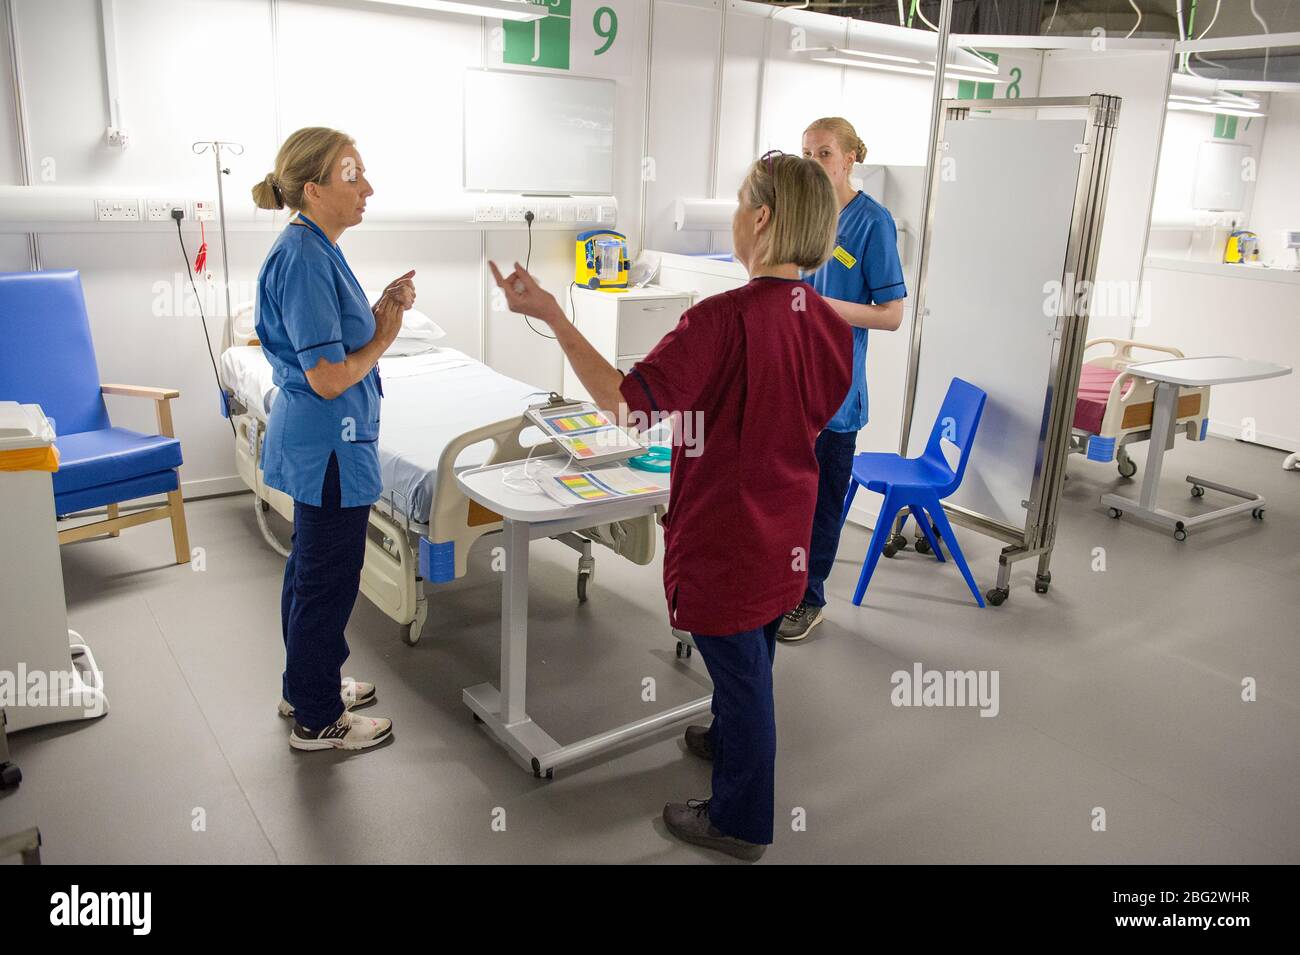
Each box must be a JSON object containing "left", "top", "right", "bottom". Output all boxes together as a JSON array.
[
  {"left": 1101, "top": 356, "right": 1292, "bottom": 540},
  {"left": 456, "top": 458, "right": 709, "bottom": 777}
]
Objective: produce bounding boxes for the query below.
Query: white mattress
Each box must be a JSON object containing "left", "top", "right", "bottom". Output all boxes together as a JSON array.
[{"left": 220, "top": 346, "right": 545, "bottom": 524}]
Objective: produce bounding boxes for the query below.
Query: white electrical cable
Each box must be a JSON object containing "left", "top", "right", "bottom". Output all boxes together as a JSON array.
[
  {"left": 897, "top": 0, "right": 906, "bottom": 28},
  {"left": 1126, "top": 0, "right": 1143, "bottom": 40},
  {"left": 916, "top": 1, "right": 939, "bottom": 32},
  {"left": 1249, "top": 0, "right": 1271, "bottom": 78},
  {"left": 1045, "top": 0, "right": 1059, "bottom": 35},
  {"left": 1192, "top": 0, "right": 1226, "bottom": 73},
  {"left": 1198, "top": 0, "right": 1221, "bottom": 39}
]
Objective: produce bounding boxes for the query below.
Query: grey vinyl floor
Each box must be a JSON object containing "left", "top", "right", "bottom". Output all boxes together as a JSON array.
[{"left": 2, "top": 434, "right": 1298, "bottom": 864}]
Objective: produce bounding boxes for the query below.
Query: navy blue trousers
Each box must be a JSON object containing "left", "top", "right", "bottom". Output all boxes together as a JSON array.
[
  {"left": 803, "top": 428, "right": 859, "bottom": 608},
  {"left": 280, "top": 453, "right": 370, "bottom": 731},
  {"left": 693, "top": 617, "right": 780, "bottom": 845}
]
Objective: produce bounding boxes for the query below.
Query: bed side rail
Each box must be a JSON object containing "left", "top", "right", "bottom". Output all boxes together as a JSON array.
[
  {"left": 1084, "top": 337, "right": 1186, "bottom": 371},
  {"left": 427, "top": 414, "right": 551, "bottom": 543}
]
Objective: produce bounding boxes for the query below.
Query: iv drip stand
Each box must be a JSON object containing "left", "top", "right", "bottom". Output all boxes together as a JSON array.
[{"left": 192, "top": 140, "right": 244, "bottom": 353}]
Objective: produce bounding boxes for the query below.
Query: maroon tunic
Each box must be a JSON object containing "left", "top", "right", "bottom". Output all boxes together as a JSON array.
[{"left": 620, "top": 276, "right": 853, "bottom": 634}]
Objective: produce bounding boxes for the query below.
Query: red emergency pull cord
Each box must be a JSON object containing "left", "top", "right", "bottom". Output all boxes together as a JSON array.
[{"left": 193, "top": 221, "right": 208, "bottom": 274}]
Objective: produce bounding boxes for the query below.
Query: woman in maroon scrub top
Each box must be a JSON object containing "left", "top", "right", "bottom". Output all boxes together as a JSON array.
[{"left": 490, "top": 153, "right": 851, "bottom": 862}]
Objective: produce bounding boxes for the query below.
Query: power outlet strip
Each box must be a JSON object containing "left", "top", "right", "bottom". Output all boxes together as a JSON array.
[
  {"left": 95, "top": 199, "right": 141, "bottom": 222},
  {"left": 146, "top": 199, "right": 187, "bottom": 222}
]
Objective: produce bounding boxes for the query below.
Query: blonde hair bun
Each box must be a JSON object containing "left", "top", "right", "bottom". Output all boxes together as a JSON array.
[
  {"left": 251, "top": 127, "right": 354, "bottom": 213},
  {"left": 805, "top": 116, "right": 867, "bottom": 164}
]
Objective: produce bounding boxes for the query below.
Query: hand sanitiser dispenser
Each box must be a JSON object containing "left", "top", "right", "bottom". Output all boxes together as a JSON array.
[{"left": 575, "top": 230, "right": 630, "bottom": 291}]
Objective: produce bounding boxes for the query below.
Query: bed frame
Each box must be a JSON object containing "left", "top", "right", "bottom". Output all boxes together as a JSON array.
[
  {"left": 219, "top": 311, "right": 656, "bottom": 645},
  {"left": 1069, "top": 338, "right": 1210, "bottom": 477}
]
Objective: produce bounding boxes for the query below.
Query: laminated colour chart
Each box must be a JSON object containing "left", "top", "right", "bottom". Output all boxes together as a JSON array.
[
  {"left": 544, "top": 412, "right": 608, "bottom": 432},
  {"left": 548, "top": 468, "right": 662, "bottom": 505},
  {"left": 537, "top": 407, "right": 642, "bottom": 461}
]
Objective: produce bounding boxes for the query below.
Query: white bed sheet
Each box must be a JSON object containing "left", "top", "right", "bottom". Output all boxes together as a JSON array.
[{"left": 219, "top": 346, "right": 545, "bottom": 525}]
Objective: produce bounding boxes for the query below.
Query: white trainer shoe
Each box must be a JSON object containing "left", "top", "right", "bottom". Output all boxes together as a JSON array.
[
  {"left": 278, "top": 677, "right": 376, "bottom": 719},
  {"left": 289, "top": 710, "right": 393, "bottom": 752}
]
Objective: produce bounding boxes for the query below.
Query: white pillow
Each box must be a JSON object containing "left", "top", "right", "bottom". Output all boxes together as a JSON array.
[{"left": 366, "top": 289, "right": 447, "bottom": 356}]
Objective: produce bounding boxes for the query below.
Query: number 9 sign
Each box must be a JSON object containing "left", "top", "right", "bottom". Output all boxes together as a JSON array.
[{"left": 594, "top": 6, "right": 618, "bottom": 55}]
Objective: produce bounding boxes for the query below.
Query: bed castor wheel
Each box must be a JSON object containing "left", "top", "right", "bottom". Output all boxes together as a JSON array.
[
  {"left": 1190, "top": 484, "right": 1205, "bottom": 498},
  {"left": 1173, "top": 522, "right": 1187, "bottom": 542},
  {"left": 1252, "top": 507, "right": 1265, "bottom": 520},
  {"left": 1118, "top": 457, "right": 1137, "bottom": 479},
  {"left": 914, "top": 536, "right": 932, "bottom": 556},
  {"left": 883, "top": 533, "right": 907, "bottom": 558},
  {"left": 1108, "top": 507, "right": 1123, "bottom": 519},
  {"left": 533, "top": 767, "right": 553, "bottom": 780},
  {"left": 1034, "top": 572, "right": 1051, "bottom": 594},
  {"left": 401, "top": 602, "right": 427, "bottom": 646},
  {"left": 985, "top": 587, "right": 1008, "bottom": 607},
  {"left": 0, "top": 762, "right": 21, "bottom": 789},
  {"left": 675, "top": 641, "right": 692, "bottom": 659},
  {"left": 577, "top": 571, "right": 590, "bottom": 603}
]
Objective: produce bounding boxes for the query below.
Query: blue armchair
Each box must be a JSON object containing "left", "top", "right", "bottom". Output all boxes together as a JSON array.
[{"left": 0, "top": 270, "right": 190, "bottom": 564}]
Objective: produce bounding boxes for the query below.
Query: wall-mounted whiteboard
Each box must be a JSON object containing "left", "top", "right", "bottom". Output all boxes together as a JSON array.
[
  {"left": 1192, "top": 140, "right": 1251, "bottom": 212},
  {"left": 907, "top": 118, "right": 1085, "bottom": 531},
  {"left": 463, "top": 69, "right": 615, "bottom": 194}
]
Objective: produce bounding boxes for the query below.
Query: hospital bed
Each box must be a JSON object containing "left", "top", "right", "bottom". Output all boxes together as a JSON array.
[
  {"left": 217, "top": 305, "right": 655, "bottom": 645},
  {"left": 1070, "top": 338, "right": 1210, "bottom": 477}
]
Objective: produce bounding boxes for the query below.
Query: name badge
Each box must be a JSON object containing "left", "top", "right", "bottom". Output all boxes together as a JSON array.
[{"left": 832, "top": 245, "right": 857, "bottom": 269}]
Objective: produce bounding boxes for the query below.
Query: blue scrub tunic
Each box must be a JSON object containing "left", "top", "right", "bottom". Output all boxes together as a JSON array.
[
  {"left": 807, "top": 191, "right": 907, "bottom": 433},
  {"left": 255, "top": 214, "right": 383, "bottom": 508}
]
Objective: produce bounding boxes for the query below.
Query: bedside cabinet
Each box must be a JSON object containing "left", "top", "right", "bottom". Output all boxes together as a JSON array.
[{"left": 561, "top": 286, "right": 692, "bottom": 403}]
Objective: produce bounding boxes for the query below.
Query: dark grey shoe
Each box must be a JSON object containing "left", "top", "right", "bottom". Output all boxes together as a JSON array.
[
  {"left": 663, "top": 800, "right": 766, "bottom": 862},
  {"left": 684, "top": 724, "right": 713, "bottom": 761},
  {"left": 777, "top": 601, "right": 823, "bottom": 642}
]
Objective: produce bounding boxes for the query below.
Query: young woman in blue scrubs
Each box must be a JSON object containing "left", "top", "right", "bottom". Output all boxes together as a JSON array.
[
  {"left": 251, "top": 127, "right": 416, "bottom": 751},
  {"left": 779, "top": 117, "right": 907, "bottom": 642}
]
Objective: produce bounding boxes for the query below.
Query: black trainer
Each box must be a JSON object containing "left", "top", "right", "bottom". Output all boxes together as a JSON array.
[
  {"left": 684, "top": 724, "right": 713, "bottom": 761},
  {"left": 663, "top": 799, "right": 766, "bottom": 862},
  {"left": 777, "top": 601, "right": 823, "bottom": 642}
]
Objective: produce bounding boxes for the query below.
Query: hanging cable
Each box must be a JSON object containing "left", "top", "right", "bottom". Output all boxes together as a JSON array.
[
  {"left": 174, "top": 216, "right": 235, "bottom": 438},
  {"left": 1249, "top": 0, "right": 1271, "bottom": 79},
  {"left": 1045, "top": 0, "right": 1059, "bottom": 35},
  {"left": 915, "top": 0, "right": 939, "bottom": 32},
  {"left": 1191, "top": 0, "right": 1226, "bottom": 74},
  {"left": 1126, "top": 0, "right": 1143, "bottom": 40}
]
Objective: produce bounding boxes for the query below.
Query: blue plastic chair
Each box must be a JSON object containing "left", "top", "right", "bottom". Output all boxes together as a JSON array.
[
  {"left": 841, "top": 377, "right": 987, "bottom": 608},
  {"left": 0, "top": 270, "right": 190, "bottom": 563}
]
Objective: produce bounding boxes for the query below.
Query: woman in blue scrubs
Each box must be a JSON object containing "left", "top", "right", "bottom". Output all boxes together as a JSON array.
[
  {"left": 251, "top": 127, "right": 415, "bottom": 751},
  {"left": 779, "top": 117, "right": 908, "bottom": 642}
]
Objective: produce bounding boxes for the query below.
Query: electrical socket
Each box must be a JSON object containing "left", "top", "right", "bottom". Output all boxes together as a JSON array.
[
  {"left": 576, "top": 204, "right": 596, "bottom": 223},
  {"left": 475, "top": 203, "right": 506, "bottom": 223},
  {"left": 95, "top": 199, "right": 141, "bottom": 222},
  {"left": 506, "top": 204, "right": 526, "bottom": 223},
  {"left": 192, "top": 200, "right": 216, "bottom": 222},
  {"left": 146, "top": 199, "right": 186, "bottom": 222}
]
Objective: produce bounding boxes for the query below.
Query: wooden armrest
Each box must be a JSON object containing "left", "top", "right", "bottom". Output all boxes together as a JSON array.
[
  {"left": 101, "top": 383, "right": 181, "bottom": 438},
  {"left": 101, "top": 383, "right": 180, "bottom": 400}
]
